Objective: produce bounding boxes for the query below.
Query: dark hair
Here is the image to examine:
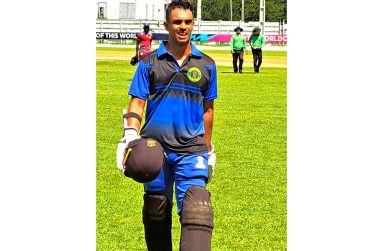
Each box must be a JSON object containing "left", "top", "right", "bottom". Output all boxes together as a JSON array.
[{"left": 165, "top": 0, "right": 194, "bottom": 21}]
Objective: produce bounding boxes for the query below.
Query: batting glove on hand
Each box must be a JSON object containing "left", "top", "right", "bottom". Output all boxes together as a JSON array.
[
  {"left": 116, "top": 127, "right": 140, "bottom": 173},
  {"left": 116, "top": 109, "right": 140, "bottom": 173},
  {"left": 207, "top": 145, "right": 216, "bottom": 183}
]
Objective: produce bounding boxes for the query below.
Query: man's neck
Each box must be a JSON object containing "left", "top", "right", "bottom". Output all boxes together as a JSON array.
[{"left": 165, "top": 41, "right": 192, "bottom": 61}]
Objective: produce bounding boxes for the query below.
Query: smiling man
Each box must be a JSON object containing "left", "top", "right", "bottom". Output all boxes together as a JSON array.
[{"left": 116, "top": 1, "right": 218, "bottom": 250}]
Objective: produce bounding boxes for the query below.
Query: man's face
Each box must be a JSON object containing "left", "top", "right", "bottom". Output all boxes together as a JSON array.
[
  {"left": 144, "top": 26, "right": 149, "bottom": 33},
  {"left": 164, "top": 8, "right": 194, "bottom": 46}
]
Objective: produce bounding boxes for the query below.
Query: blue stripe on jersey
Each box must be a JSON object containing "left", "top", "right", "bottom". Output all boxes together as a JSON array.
[
  {"left": 143, "top": 95, "right": 205, "bottom": 141},
  {"left": 154, "top": 86, "right": 200, "bottom": 95},
  {"left": 153, "top": 85, "right": 167, "bottom": 91},
  {"left": 154, "top": 83, "right": 201, "bottom": 95},
  {"left": 172, "top": 83, "right": 201, "bottom": 91},
  {"left": 170, "top": 86, "right": 201, "bottom": 94},
  {"left": 154, "top": 83, "right": 201, "bottom": 91}
]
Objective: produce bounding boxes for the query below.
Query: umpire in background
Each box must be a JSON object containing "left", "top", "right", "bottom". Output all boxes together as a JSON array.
[
  {"left": 249, "top": 26, "right": 266, "bottom": 73},
  {"left": 229, "top": 27, "right": 246, "bottom": 73}
]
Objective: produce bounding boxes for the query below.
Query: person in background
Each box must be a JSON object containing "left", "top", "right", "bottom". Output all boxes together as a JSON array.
[
  {"left": 229, "top": 26, "right": 246, "bottom": 73},
  {"left": 116, "top": 1, "right": 218, "bottom": 250},
  {"left": 248, "top": 26, "right": 266, "bottom": 73},
  {"left": 136, "top": 23, "right": 153, "bottom": 60}
]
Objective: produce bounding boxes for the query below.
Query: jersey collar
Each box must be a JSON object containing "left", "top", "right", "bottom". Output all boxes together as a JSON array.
[{"left": 157, "top": 41, "right": 202, "bottom": 58}]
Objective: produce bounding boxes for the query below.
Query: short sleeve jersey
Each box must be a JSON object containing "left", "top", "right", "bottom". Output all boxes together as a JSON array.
[
  {"left": 128, "top": 42, "right": 218, "bottom": 155},
  {"left": 249, "top": 34, "right": 266, "bottom": 48},
  {"left": 229, "top": 34, "right": 247, "bottom": 50},
  {"left": 137, "top": 32, "right": 153, "bottom": 56}
]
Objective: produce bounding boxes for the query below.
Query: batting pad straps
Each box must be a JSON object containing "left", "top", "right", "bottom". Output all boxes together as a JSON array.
[{"left": 123, "top": 112, "right": 142, "bottom": 124}]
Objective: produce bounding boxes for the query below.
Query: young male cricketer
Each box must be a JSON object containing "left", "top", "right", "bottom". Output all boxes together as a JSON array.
[{"left": 116, "top": 1, "right": 218, "bottom": 250}]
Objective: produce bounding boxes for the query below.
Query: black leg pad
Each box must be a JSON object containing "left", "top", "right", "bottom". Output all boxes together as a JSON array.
[
  {"left": 180, "top": 186, "right": 214, "bottom": 251},
  {"left": 142, "top": 193, "right": 172, "bottom": 251}
]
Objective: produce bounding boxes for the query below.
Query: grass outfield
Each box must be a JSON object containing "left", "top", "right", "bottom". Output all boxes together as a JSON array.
[
  {"left": 96, "top": 47, "right": 286, "bottom": 68},
  {"left": 96, "top": 47, "right": 287, "bottom": 250}
]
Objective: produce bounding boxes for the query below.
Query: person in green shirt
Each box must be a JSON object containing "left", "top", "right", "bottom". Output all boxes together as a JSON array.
[
  {"left": 229, "top": 26, "right": 246, "bottom": 73},
  {"left": 248, "top": 26, "right": 266, "bottom": 73}
]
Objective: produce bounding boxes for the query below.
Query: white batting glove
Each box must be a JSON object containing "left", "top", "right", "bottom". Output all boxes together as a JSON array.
[
  {"left": 116, "top": 127, "right": 140, "bottom": 173},
  {"left": 116, "top": 108, "right": 140, "bottom": 173},
  {"left": 207, "top": 145, "right": 216, "bottom": 183}
]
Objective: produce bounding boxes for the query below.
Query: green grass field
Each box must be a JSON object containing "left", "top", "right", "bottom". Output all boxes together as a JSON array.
[{"left": 97, "top": 47, "right": 287, "bottom": 250}]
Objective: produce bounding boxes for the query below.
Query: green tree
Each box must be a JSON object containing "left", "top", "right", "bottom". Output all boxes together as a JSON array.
[{"left": 265, "top": 0, "right": 287, "bottom": 22}]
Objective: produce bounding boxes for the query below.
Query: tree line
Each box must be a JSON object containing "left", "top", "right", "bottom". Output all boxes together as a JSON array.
[{"left": 188, "top": 0, "right": 287, "bottom": 22}]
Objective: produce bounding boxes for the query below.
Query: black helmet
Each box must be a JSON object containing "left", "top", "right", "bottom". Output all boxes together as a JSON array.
[{"left": 123, "top": 138, "right": 165, "bottom": 183}]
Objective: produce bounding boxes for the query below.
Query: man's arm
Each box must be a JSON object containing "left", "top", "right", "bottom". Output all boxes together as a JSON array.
[
  {"left": 116, "top": 96, "right": 146, "bottom": 172},
  {"left": 204, "top": 99, "right": 216, "bottom": 183},
  {"left": 229, "top": 36, "right": 234, "bottom": 53},
  {"left": 126, "top": 96, "right": 146, "bottom": 131},
  {"left": 261, "top": 35, "right": 266, "bottom": 48},
  {"left": 249, "top": 35, "right": 254, "bottom": 49},
  {"left": 203, "top": 99, "right": 214, "bottom": 152}
]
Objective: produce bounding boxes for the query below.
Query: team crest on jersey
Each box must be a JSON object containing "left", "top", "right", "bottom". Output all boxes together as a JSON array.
[{"left": 187, "top": 67, "right": 202, "bottom": 82}]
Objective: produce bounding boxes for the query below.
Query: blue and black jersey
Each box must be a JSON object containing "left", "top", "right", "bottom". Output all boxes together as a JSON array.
[{"left": 129, "top": 41, "right": 218, "bottom": 155}]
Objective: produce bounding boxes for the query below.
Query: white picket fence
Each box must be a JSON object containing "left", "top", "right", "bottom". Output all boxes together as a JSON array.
[{"left": 96, "top": 19, "right": 287, "bottom": 36}]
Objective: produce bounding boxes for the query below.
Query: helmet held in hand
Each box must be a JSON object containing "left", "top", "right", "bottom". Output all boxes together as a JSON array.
[{"left": 123, "top": 138, "right": 165, "bottom": 183}]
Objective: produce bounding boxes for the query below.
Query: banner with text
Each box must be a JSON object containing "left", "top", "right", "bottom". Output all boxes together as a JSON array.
[{"left": 96, "top": 32, "right": 287, "bottom": 44}]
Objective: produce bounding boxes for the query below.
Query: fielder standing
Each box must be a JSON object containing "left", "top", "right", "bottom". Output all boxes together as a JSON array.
[
  {"left": 249, "top": 26, "right": 266, "bottom": 73},
  {"left": 116, "top": 1, "right": 218, "bottom": 250},
  {"left": 135, "top": 22, "right": 153, "bottom": 60}
]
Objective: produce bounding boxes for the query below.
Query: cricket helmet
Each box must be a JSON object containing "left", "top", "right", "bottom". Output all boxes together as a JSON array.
[
  {"left": 143, "top": 22, "right": 150, "bottom": 28},
  {"left": 123, "top": 138, "right": 165, "bottom": 183}
]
